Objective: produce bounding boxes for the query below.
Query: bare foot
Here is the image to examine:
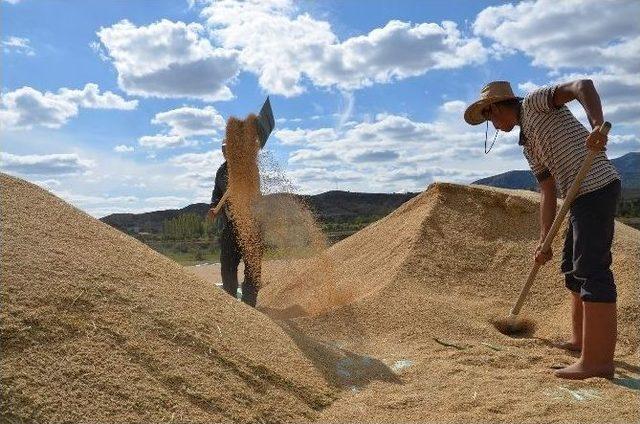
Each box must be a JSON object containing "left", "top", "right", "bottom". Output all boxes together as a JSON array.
[
  {"left": 554, "top": 360, "right": 614, "bottom": 380},
  {"left": 555, "top": 340, "right": 581, "bottom": 352}
]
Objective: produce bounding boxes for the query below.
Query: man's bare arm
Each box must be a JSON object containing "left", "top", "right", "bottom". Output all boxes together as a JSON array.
[
  {"left": 553, "top": 79, "right": 608, "bottom": 152},
  {"left": 535, "top": 175, "right": 557, "bottom": 264},
  {"left": 553, "top": 79, "right": 604, "bottom": 129},
  {"left": 538, "top": 176, "right": 557, "bottom": 242}
]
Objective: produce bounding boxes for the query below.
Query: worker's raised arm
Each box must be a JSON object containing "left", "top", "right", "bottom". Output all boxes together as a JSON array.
[{"left": 552, "top": 79, "right": 604, "bottom": 129}]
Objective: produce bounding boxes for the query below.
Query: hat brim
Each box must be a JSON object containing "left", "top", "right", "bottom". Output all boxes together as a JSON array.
[{"left": 464, "top": 95, "right": 516, "bottom": 125}]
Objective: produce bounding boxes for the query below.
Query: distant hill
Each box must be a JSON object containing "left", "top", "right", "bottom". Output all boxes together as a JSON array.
[
  {"left": 100, "top": 191, "right": 419, "bottom": 234},
  {"left": 101, "top": 152, "right": 638, "bottom": 235},
  {"left": 472, "top": 152, "right": 640, "bottom": 198},
  {"left": 472, "top": 171, "right": 538, "bottom": 192}
]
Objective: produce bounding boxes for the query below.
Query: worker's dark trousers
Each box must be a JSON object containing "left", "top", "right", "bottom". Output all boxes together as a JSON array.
[
  {"left": 220, "top": 224, "right": 259, "bottom": 307},
  {"left": 561, "top": 179, "right": 621, "bottom": 303}
]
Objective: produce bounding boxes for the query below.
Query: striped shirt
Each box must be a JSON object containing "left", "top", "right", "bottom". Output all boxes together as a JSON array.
[{"left": 520, "top": 85, "right": 620, "bottom": 198}]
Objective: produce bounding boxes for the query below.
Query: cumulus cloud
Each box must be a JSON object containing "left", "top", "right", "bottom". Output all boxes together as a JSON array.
[
  {"left": 279, "top": 109, "right": 486, "bottom": 170},
  {"left": 138, "top": 135, "right": 198, "bottom": 149},
  {"left": 519, "top": 72, "right": 640, "bottom": 127},
  {"left": 0, "top": 83, "right": 137, "bottom": 130},
  {"left": 96, "top": 19, "right": 240, "bottom": 101},
  {"left": 273, "top": 103, "right": 510, "bottom": 192},
  {"left": 288, "top": 149, "right": 340, "bottom": 165},
  {"left": 170, "top": 150, "right": 224, "bottom": 190},
  {"left": 274, "top": 127, "right": 338, "bottom": 146},
  {"left": 200, "top": 0, "right": 487, "bottom": 96},
  {"left": 139, "top": 105, "right": 225, "bottom": 149},
  {"left": 608, "top": 134, "right": 640, "bottom": 155},
  {"left": 0, "top": 152, "right": 95, "bottom": 176},
  {"left": 348, "top": 149, "right": 399, "bottom": 163},
  {"left": 2, "top": 36, "right": 35, "bottom": 55},
  {"left": 170, "top": 150, "right": 224, "bottom": 169},
  {"left": 151, "top": 105, "right": 225, "bottom": 137},
  {"left": 114, "top": 145, "right": 135, "bottom": 153},
  {"left": 33, "top": 179, "right": 61, "bottom": 190},
  {"left": 378, "top": 166, "right": 484, "bottom": 184},
  {"left": 473, "top": 0, "right": 640, "bottom": 73},
  {"left": 474, "top": 0, "right": 640, "bottom": 129}
]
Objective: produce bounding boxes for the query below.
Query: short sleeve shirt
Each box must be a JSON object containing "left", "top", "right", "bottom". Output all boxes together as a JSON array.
[{"left": 520, "top": 85, "right": 619, "bottom": 198}]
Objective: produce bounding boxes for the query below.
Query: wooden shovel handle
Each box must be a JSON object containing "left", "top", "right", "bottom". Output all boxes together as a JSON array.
[{"left": 510, "top": 122, "right": 611, "bottom": 317}]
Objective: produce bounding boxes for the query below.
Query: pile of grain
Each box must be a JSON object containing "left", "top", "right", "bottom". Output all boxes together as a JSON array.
[
  {"left": 260, "top": 182, "right": 640, "bottom": 423},
  {"left": 0, "top": 173, "right": 336, "bottom": 423}
]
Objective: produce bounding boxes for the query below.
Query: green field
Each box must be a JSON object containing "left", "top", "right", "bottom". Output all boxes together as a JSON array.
[{"left": 140, "top": 219, "right": 376, "bottom": 266}]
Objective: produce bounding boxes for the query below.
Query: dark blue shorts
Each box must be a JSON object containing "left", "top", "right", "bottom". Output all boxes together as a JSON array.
[{"left": 561, "top": 179, "right": 621, "bottom": 303}]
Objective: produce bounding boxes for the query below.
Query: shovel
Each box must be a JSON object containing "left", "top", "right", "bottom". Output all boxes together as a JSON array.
[{"left": 494, "top": 121, "right": 612, "bottom": 335}]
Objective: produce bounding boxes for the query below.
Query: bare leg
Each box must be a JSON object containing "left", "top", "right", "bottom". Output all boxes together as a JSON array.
[
  {"left": 555, "top": 301, "right": 616, "bottom": 380},
  {"left": 558, "top": 291, "right": 582, "bottom": 351}
]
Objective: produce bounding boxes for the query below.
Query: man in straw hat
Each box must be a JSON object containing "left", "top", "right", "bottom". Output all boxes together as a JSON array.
[{"left": 465, "top": 80, "right": 621, "bottom": 379}]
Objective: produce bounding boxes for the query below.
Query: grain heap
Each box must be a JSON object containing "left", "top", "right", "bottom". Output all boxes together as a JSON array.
[
  {"left": 260, "top": 182, "right": 640, "bottom": 423},
  {"left": 0, "top": 173, "right": 336, "bottom": 423}
]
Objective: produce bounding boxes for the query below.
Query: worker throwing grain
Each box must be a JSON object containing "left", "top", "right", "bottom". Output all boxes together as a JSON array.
[
  {"left": 208, "top": 141, "right": 260, "bottom": 307},
  {"left": 208, "top": 99, "right": 275, "bottom": 308},
  {"left": 464, "top": 80, "right": 621, "bottom": 380}
]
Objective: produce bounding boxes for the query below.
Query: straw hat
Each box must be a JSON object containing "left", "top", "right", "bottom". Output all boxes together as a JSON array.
[{"left": 464, "top": 81, "right": 517, "bottom": 125}]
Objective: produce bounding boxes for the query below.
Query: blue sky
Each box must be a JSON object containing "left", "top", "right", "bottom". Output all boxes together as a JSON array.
[{"left": 2, "top": 0, "right": 638, "bottom": 217}]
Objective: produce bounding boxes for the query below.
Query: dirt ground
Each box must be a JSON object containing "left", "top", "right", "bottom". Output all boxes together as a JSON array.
[{"left": 2, "top": 173, "right": 639, "bottom": 423}]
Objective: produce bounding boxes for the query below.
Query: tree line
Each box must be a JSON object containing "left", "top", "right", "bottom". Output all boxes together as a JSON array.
[{"left": 161, "top": 213, "right": 221, "bottom": 241}]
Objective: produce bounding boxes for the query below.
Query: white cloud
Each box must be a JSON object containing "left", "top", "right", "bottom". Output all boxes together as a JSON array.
[
  {"left": 169, "top": 150, "right": 224, "bottom": 169},
  {"left": 377, "top": 166, "right": 484, "bottom": 185},
  {"left": 200, "top": 0, "right": 487, "bottom": 96},
  {"left": 151, "top": 105, "right": 225, "bottom": 137},
  {"left": 608, "top": 134, "right": 640, "bottom": 155},
  {"left": 473, "top": 0, "right": 640, "bottom": 73},
  {"left": 170, "top": 150, "right": 224, "bottom": 190},
  {"left": 474, "top": 1, "right": 640, "bottom": 129},
  {"left": 289, "top": 149, "right": 340, "bottom": 165},
  {"left": 274, "top": 104, "right": 513, "bottom": 192},
  {"left": 96, "top": 19, "right": 240, "bottom": 101},
  {"left": 49, "top": 190, "right": 141, "bottom": 216},
  {"left": 2, "top": 36, "right": 35, "bottom": 55},
  {"left": 114, "top": 144, "right": 135, "bottom": 153},
  {"left": 139, "top": 105, "right": 225, "bottom": 149},
  {"left": 519, "top": 72, "right": 640, "bottom": 127},
  {"left": 1, "top": 0, "right": 22, "bottom": 4},
  {"left": 347, "top": 149, "right": 399, "bottom": 163},
  {"left": 57, "top": 83, "right": 138, "bottom": 110},
  {"left": 141, "top": 195, "right": 191, "bottom": 209},
  {"left": 138, "top": 135, "right": 198, "bottom": 149},
  {"left": 89, "top": 41, "right": 109, "bottom": 61},
  {"left": 274, "top": 127, "right": 338, "bottom": 146},
  {"left": 33, "top": 179, "right": 61, "bottom": 190},
  {"left": 0, "top": 84, "right": 137, "bottom": 130},
  {"left": 0, "top": 152, "right": 95, "bottom": 176}
]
